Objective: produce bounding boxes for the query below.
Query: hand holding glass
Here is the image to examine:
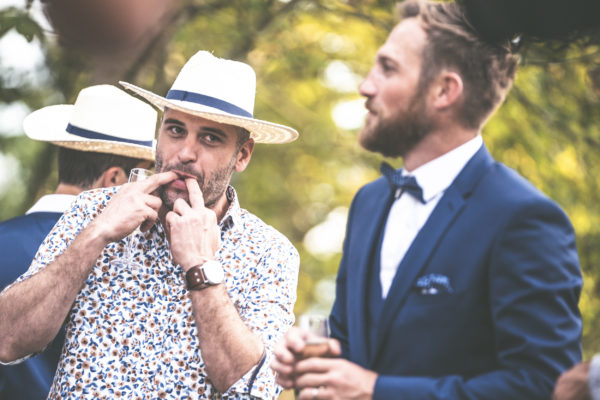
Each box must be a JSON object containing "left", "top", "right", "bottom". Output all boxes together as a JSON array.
[{"left": 298, "top": 314, "right": 330, "bottom": 359}]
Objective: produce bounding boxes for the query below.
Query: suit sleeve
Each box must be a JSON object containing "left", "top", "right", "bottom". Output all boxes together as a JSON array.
[
  {"left": 330, "top": 187, "right": 366, "bottom": 359},
  {"left": 372, "top": 198, "right": 582, "bottom": 400}
]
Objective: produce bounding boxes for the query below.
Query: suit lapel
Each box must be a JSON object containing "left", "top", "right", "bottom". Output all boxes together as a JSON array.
[
  {"left": 369, "top": 145, "right": 495, "bottom": 365},
  {"left": 347, "top": 180, "right": 394, "bottom": 367}
]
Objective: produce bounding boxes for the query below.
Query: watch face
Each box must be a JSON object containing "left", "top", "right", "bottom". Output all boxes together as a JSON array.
[{"left": 203, "top": 260, "right": 224, "bottom": 285}]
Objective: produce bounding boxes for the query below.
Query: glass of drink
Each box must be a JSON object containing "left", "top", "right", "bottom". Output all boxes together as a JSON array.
[
  {"left": 298, "top": 314, "right": 330, "bottom": 359},
  {"left": 125, "top": 168, "right": 154, "bottom": 268}
]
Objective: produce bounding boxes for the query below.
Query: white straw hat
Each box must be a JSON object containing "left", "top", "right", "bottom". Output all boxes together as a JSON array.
[
  {"left": 23, "top": 84, "right": 156, "bottom": 160},
  {"left": 119, "top": 51, "right": 299, "bottom": 144}
]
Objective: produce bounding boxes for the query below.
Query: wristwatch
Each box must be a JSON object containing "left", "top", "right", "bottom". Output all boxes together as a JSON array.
[{"left": 185, "top": 260, "right": 224, "bottom": 290}]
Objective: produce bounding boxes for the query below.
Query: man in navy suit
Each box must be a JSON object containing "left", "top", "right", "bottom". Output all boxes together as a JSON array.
[
  {"left": 0, "top": 84, "right": 155, "bottom": 399},
  {"left": 272, "top": 1, "right": 582, "bottom": 399}
]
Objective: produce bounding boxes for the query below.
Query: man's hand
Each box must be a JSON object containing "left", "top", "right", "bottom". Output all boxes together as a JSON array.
[
  {"left": 272, "top": 327, "right": 377, "bottom": 400},
  {"left": 272, "top": 327, "right": 339, "bottom": 388},
  {"left": 553, "top": 361, "right": 591, "bottom": 400},
  {"left": 91, "top": 171, "right": 177, "bottom": 243},
  {"left": 165, "top": 178, "right": 220, "bottom": 270},
  {"left": 292, "top": 357, "right": 377, "bottom": 400}
]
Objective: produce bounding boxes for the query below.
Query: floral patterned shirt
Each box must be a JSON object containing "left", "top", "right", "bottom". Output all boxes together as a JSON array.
[{"left": 12, "top": 186, "right": 299, "bottom": 399}]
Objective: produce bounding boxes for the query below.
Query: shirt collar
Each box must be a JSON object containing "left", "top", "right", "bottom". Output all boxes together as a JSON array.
[
  {"left": 26, "top": 194, "right": 77, "bottom": 214},
  {"left": 405, "top": 135, "right": 483, "bottom": 202},
  {"left": 218, "top": 186, "right": 242, "bottom": 233},
  {"left": 151, "top": 185, "right": 241, "bottom": 238}
]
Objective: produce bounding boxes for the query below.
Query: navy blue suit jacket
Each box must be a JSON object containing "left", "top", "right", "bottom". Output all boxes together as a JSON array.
[
  {"left": 0, "top": 211, "right": 65, "bottom": 399},
  {"left": 330, "top": 145, "right": 582, "bottom": 399}
]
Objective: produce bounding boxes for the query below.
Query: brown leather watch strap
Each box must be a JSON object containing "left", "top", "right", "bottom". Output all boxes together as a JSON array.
[{"left": 186, "top": 265, "right": 208, "bottom": 290}]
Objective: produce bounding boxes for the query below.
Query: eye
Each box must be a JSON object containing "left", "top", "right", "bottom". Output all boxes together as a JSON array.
[
  {"left": 166, "top": 125, "right": 185, "bottom": 136},
  {"left": 381, "top": 60, "right": 396, "bottom": 74},
  {"left": 201, "top": 133, "right": 222, "bottom": 144}
]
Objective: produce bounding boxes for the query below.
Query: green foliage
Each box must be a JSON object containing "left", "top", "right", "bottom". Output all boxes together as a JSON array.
[
  {"left": 1, "top": 0, "right": 600, "bottom": 359},
  {"left": 0, "top": 7, "right": 44, "bottom": 42}
]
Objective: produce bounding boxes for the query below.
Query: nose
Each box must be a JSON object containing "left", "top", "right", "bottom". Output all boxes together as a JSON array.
[
  {"left": 176, "top": 138, "right": 198, "bottom": 164},
  {"left": 359, "top": 68, "right": 376, "bottom": 98}
]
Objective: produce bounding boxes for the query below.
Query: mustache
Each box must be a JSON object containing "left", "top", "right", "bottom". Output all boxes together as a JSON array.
[
  {"left": 161, "top": 164, "right": 203, "bottom": 183},
  {"left": 365, "top": 99, "right": 375, "bottom": 113}
]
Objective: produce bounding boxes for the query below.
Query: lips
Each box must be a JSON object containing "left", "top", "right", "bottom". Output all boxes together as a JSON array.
[{"left": 169, "top": 170, "right": 198, "bottom": 190}]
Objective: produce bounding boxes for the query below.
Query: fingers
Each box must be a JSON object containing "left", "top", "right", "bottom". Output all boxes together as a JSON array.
[
  {"left": 327, "top": 338, "right": 342, "bottom": 357},
  {"left": 295, "top": 357, "right": 337, "bottom": 376},
  {"left": 139, "top": 171, "right": 178, "bottom": 193},
  {"left": 171, "top": 198, "right": 217, "bottom": 229},
  {"left": 137, "top": 193, "right": 162, "bottom": 231},
  {"left": 172, "top": 197, "right": 192, "bottom": 215},
  {"left": 271, "top": 358, "right": 296, "bottom": 388},
  {"left": 168, "top": 179, "right": 204, "bottom": 214},
  {"left": 297, "top": 386, "right": 330, "bottom": 400},
  {"left": 139, "top": 209, "right": 159, "bottom": 232},
  {"left": 145, "top": 193, "right": 163, "bottom": 211},
  {"left": 293, "top": 368, "right": 331, "bottom": 391},
  {"left": 272, "top": 328, "right": 312, "bottom": 389},
  {"left": 185, "top": 178, "right": 205, "bottom": 209},
  {"left": 285, "top": 327, "right": 312, "bottom": 355}
]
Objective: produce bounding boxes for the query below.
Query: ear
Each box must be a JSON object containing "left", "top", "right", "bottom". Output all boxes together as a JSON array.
[
  {"left": 234, "top": 138, "right": 255, "bottom": 173},
  {"left": 431, "top": 70, "right": 463, "bottom": 110},
  {"left": 97, "top": 166, "right": 128, "bottom": 188}
]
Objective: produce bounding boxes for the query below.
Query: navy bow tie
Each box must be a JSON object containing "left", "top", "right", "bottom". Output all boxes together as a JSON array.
[{"left": 380, "top": 162, "right": 425, "bottom": 203}]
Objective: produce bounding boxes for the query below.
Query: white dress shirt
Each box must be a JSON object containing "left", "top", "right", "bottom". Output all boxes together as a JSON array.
[
  {"left": 591, "top": 354, "right": 600, "bottom": 400},
  {"left": 379, "top": 135, "right": 483, "bottom": 298},
  {"left": 26, "top": 194, "right": 76, "bottom": 214}
]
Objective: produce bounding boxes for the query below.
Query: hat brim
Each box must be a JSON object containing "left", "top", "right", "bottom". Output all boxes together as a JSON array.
[
  {"left": 119, "top": 81, "right": 299, "bottom": 144},
  {"left": 23, "top": 104, "right": 155, "bottom": 160}
]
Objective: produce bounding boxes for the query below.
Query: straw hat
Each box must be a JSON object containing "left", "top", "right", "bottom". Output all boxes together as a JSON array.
[
  {"left": 23, "top": 84, "right": 156, "bottom": 160},
  {"left": 119, "top": 51, "right": 299, "bottom": 144}
]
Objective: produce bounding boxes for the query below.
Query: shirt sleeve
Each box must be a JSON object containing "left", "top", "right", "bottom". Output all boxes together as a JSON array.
[
  {"left": 223, "top": 234, "right": 300, "bottom": 399},
  {"left": 0, "top": 188, "right": 114, "bottom": 363}
]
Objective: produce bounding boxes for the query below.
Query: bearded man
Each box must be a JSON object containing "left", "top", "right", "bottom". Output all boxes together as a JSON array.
[
  {"left": 272, "top": 1, "right": 582, "bottom": 399},
  {"left": 0, "top": 51, "right": 300, "bottom": 400}
]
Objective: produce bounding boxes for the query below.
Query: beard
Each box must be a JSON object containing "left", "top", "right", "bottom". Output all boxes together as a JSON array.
[
  {"left": 155, "top": 151, "right": 237, "bottom": 210},
  {"left": 359, "top": 89, "right": 433, "bottom": 159}
]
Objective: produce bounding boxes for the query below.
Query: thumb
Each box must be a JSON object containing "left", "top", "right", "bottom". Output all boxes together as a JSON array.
[{"left": 327, "top": 338, "right": 342, "bottom": 356}]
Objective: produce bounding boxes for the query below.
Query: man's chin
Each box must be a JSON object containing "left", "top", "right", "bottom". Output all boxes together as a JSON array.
[{"left": 160, "top": 186, "right": 190, "bottom": 210}]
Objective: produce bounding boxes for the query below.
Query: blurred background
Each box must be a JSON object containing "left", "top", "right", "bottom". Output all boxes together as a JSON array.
[{"left": 1, "top": 0, "right": 599, "bottom": 366}]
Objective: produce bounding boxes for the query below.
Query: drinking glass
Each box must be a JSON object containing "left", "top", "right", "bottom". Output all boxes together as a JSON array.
[
  {"left": 298, "top": 314, "right": 330, "bottom": 359},
  {"left": 125, "top": 168, "right": 154, "bottom": 268}
]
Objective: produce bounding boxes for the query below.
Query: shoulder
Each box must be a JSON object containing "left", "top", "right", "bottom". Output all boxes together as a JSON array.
[
  {"left": 73, "top": 186, "right": 118, "bottom": 204},
  {"left": 470, "top": 162, "right": 574, "bottom": 238},
  {"left": 67, "top": 187, "right": 119, "bottom": 216},
  {"left": 0, "top": 212, "right": 60, "bottom": 236},
  {"left": 480, "top": 162, "right": 561, "bottom": 210},
  {"left": 236, "top": 208, "right": 298, "bottom": 256}
]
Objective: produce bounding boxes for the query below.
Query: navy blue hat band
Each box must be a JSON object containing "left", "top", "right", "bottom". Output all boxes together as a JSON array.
[
  {"left": 166, "top": 90, "right": 253, "bottom": 119},
  {"left": 66, "top": 123, "right": 154, "bottom": 147}
]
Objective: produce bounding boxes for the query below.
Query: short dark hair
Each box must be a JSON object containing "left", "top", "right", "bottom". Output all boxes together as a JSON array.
[
  {"left": 235, "top": 127, "right": 251, "bottom": 151},
  {"left": 57, "top": 147, "right": 145, "bottom": 189},
  {"left": 399, "top": 0, "right": 518, "bottom": 129}
]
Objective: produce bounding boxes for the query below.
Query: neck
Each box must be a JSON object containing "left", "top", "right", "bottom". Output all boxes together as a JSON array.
[
  {"left": 54, "top": 183, "right": 86, "bottom": 196},
  {"left": 211, "top": 191, "right": 232, "bottom": 223},
  {"left": 402, "top": 125, "right": 480, "bottom": 172}
]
